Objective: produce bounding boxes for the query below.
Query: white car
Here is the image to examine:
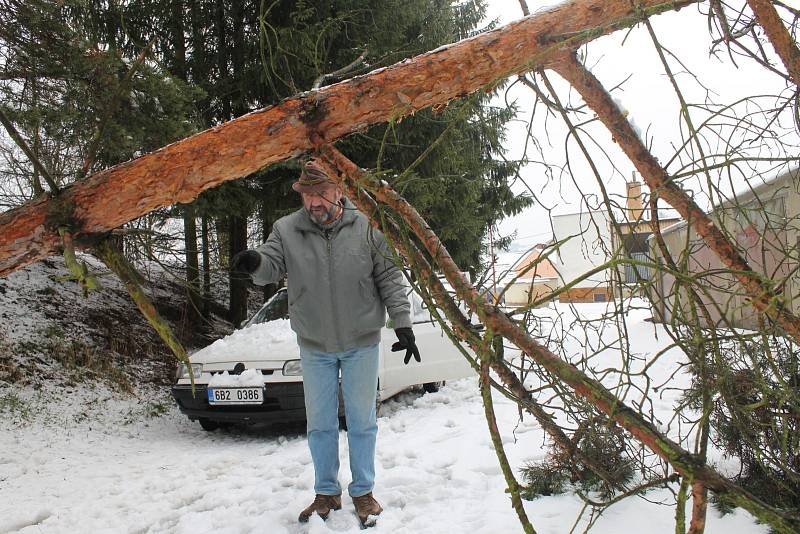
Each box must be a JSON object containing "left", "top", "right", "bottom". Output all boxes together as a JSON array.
[{"left": 171, "top": 287, "right": 476, "bottom": 430}]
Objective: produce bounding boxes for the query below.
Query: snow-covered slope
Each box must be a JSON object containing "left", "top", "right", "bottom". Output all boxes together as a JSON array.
[{"left": 0, "top": 255, "right": 229, "bottom": 389}]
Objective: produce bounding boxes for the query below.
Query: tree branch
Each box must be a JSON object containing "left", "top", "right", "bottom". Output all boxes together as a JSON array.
[
  {"left": 0, "top": 0, "right": 699, "bottom": 278},
  {"left": 314, "top": 142, "right": 622, "bottom": 490},
  {"left": 315, "top": 145, "right": 800, "bottom": 534},
  {"left": 312, "top": 48, "right": 368, "bottom": 90},
  {"left": 747, "top": 0, "right": 800, "bottom": 85},
  {"left": 551, "top": 51, "right": 800, "bottom": 346},
  {"left": 0, "top": 106, "right": 59, "bottom": 194}
]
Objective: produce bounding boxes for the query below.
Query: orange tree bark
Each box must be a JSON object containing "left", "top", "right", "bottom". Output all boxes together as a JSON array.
[
  {"left": 315, "top": 145, "right": 800, "bottom": 534},
  {"left": 0, "top": 0, "right": 699, "bottom": 278},
  {"left": 747, "top": 0, "right": 800, "bottom": 85}
]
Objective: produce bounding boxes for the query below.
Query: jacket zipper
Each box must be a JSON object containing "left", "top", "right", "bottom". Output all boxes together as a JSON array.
[{"left": 326, "top": 231, "right": 344, "bottom": 351}]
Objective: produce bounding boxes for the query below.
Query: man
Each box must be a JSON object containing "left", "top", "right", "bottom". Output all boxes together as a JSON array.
[{"left": 231, "top": 159, "right": 420, "bottom": 527}]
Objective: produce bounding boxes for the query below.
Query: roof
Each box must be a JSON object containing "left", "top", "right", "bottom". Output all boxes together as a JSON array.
[{"left": 653, "top": 166, "right": 799, "bottom": 238}]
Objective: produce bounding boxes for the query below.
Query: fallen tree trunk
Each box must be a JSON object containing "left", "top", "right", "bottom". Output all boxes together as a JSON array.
[{"left": 0, "top": 0, "right": 697, "bottom": 278}]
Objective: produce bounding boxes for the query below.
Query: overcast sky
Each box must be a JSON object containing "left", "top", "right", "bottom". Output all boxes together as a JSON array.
[{"left": 482, "top": 0, "right": 799, "bottom": 252}]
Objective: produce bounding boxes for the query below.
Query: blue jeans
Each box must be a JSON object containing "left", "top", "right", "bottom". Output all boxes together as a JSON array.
[{"left": 299, "top": 343, "right": 379, "bottom": 497}]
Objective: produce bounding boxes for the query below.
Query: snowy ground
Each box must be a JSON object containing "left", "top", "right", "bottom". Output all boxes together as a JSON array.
[
  {"left": 0, "top": 260, "right": 770, "bottom": 533},
  {"left": 1, "top": 360, "right": 766, "bottom": 533}
]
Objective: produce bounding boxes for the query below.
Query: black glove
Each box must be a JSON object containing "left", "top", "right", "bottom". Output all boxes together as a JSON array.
[
  {"left": 392, "top": 327, "right": 421, "bottom": 364},
  {"left": 230, "top": 249, "right": 261, "bottom": 277}
]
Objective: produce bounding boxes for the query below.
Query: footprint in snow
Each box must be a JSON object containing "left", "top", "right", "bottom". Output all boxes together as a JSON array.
[
  {"left": 471, "top": 463, "right": 502, "bottom": 476},
  {"left": 432, "top": 457, "right": 456, "bottom": 469},
  {"left": 3, "top": 509, "right": 52, "bottom": 533},
  {"left": 388, "top": 421, "right": 405, "bottom": 432},
  {"left": 319, "top": 509, "right": 359, "bottom": 532},
  {"left": 261, "top": 444, "right": 279, "bottom": 456},
  {"left": 282, "top": 464, "right": 304, "bottom": 477},
  {"left": 380, "top": 456, "right": 398, "bottom": 469}
]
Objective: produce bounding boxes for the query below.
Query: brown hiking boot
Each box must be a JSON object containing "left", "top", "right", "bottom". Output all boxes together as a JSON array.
[
  {"left": 352, "top": 492, "right": 383, "bottom": 528},
  {"left": 298, "top": 493, "right": 342, "bottom": 523}
]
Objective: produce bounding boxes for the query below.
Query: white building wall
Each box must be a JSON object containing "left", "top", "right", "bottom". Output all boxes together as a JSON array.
[{"left": 550, "top": 210, "right": 612, "bottom": 288}]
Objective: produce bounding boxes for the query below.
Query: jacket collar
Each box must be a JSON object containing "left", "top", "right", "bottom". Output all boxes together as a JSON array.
[{"left": 296, "top": 197, "right": 358, "bottom": 234}]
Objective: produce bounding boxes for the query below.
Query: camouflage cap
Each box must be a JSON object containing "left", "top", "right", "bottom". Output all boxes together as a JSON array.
[{"left": 292, "top": 159, "right": 337, "bottom": 193}]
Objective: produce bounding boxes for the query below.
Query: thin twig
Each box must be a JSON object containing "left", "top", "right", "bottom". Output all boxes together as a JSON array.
[
  {"left": 312, "top": 48, "right": 368, "bottom": 90},
  {"left": 0, "top": 106, "right": 59, "bottom": 193}
]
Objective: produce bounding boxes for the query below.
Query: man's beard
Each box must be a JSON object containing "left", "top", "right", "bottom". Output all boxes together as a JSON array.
[{"left": 308, "top": 204, "right": 338, "bottom": 225}]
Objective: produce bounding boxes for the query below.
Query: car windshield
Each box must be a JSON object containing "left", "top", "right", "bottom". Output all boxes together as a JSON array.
[{"left": 242, "top": 290, "right": 288, "bottom": 328}]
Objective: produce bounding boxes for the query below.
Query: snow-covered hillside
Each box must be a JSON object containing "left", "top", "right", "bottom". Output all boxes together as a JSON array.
[{"left": 0, "top": 255, "right": 232, "bottom": 389}]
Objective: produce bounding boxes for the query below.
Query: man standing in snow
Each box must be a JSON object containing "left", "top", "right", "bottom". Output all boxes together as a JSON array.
[{"left": 231, "top": 159, "right": 420, "bottom": 527}]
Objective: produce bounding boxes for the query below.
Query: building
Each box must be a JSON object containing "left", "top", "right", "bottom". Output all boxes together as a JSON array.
[
  {"left": 649, "top": 168, "right": 799, "bottom": 330},
  {"left": 498, "top": 244, "right": 560, "bottom": 307},
  {"left": 548, "top": 209, "right": 614, "bottom": 303},
  {"left": 614, "top": 174, "right": 681, "bottom": 289},
  {"left": 492, "top": 174, "right": 680, "bottom": 306}
]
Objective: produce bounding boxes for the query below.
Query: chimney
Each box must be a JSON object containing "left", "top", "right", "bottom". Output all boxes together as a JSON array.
[{"left": 626, "top": 172, "right": 644, "bottom": 221}]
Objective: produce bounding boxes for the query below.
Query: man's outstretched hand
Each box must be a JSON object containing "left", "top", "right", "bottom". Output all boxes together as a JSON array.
[
  {"left": 392, "top": 327, "right": 421, "bottom": 364},
  {"left": 231, "top": 249, "right": 261, "bottom": 278}
]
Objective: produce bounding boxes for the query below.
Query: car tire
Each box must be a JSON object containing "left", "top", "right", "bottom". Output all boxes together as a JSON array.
[
  {"left": 198, "top": 418, "right": 220, "bottom": 431},
  {"left": 423, "top": 381, "right": 444, "bottom": 394}
]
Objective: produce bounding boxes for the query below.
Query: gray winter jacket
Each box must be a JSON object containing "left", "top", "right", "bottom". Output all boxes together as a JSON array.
[{"left": 250, "top": 198, "right": 412, "bottom": 352}]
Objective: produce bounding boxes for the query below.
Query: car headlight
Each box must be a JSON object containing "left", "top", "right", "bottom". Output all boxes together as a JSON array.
[
  {"left": 282, "top": 360, "right": 302, "bottom": 376},
  {"left": 176, "top": 363, "right": 203, "bottom": 380}
]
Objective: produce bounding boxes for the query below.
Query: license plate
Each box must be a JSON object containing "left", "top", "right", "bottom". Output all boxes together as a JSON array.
[{"left": 207, "top": 387, "right": 264, "bottom": 405}]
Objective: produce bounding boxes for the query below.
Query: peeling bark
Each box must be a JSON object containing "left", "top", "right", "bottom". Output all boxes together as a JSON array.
[
  {"left": 688, "top": 481, "right": 708, "bottom": 534},
  {"left": 747, "top": 0, "right": 800, "bottom": 85},
  {"left": 0, "top": 0, "right": 698, "bottom": 278}
]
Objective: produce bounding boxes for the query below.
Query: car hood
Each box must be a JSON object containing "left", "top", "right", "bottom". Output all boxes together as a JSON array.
[{"left": 189, "top": 319, "right": 298, "bottom": 365}]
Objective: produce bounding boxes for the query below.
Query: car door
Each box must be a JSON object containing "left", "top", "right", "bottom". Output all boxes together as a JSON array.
[{"left": 379, "top": 290, "right": 475, "bottom": 399}]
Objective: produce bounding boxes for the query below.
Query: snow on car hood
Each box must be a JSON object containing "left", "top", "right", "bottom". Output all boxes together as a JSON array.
[
  {"left": 189, "top": 319, "right": 298, "bottom": 364},
  {"left": 207, "top": 368, "right": 264, "bottom": 387}
]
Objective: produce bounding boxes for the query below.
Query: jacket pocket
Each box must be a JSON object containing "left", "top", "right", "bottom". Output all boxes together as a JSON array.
[
  {"left": 358, "top": 278, "right": 377, "bottom": 303},
  {"left": 288, "top": 286, "right": 314, "bottom": 338},
  {"left": 289, "top": 285, "right": 307, "bottom": 306},
  {"left": 351, "top": 278, "right": 384, "bottom": 337}
]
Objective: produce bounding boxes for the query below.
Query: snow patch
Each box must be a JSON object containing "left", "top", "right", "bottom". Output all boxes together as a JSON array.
[
  {"left": 192, "top": 319, "right": 296, "bottom": 363},
  {"left": 207, "top": 368, "right": 265, "bottom": 387}
]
